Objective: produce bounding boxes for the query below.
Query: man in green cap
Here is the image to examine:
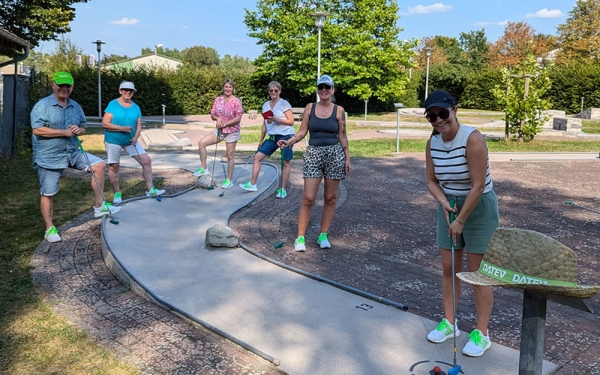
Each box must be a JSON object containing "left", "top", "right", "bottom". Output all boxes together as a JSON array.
[{"left": 30, "top": 71, "right": 121, "bottom": 243}]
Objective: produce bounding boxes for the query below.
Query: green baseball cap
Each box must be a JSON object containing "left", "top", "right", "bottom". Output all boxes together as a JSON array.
[{"left": 53, "top": 71, "right": 74, "bottom": 85}]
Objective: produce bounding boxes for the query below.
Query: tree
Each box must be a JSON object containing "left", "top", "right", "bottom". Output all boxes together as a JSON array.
[
  {"left": 492, "top": 54, "right": 552, "bottom": 141},
  {"left": 459, "top": 29, "right": 488, "bottom": 70},
  {"left": 244, "top": 0, "right": 416, "bottom": 103},
  {"left": 0, "top": 0, "right": 89, "bottom": 57},
  {"left": 486, "top": 21, "right": 536, "bottom": 68},
  {"left": 556, "top": 0, "right": 600, "bottom": 63},
  {"left": 102, "top": 54, "right": 130, "bottom": 65},
  {"left": 181, "top": 46, "right": 220, "bottom": 68},
  {"left": 141, "top": 46, "right": 182, "bottom": 60}
]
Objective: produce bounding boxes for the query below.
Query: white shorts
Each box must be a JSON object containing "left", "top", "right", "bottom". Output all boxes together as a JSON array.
[
  {"left": 105, "top": 142, "right": 146, "bottom": 164},
  {"left": 214, "top": 129, "right": 241, "bottom": 143}
]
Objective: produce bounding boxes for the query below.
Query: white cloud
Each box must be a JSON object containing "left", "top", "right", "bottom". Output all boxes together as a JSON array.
[
  {"left": 475, "top": 20, "right": 508, "bottom": 27},
  {"left": 109, "top": 18, "right": 140, "bottom": 26},
  {"left": 526, "top": 8, "right": 564, "bottom": 19},
  {"left": 182, "top": 25, "right": 190, "bottom": 29},
  {"left": 402, "top": 3, "right": 452, "bottom": 16}
]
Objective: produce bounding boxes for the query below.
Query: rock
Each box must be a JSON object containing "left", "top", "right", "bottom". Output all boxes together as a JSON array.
[
  {"left": 196, "top": 174, "right": 213, "bottom": 189},
  {"left": 178, "top": 137, "right": 192, "bottom": 147},
  {"left": 205, "top": 223, "right": 239, "bottom": 249}
]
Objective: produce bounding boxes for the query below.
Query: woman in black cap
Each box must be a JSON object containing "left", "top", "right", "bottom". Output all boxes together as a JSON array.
[
  {"left": 424, "top": 90, "right": 499, "bottom": 357},
  {"left": 278, "top": 74, "right": 351, "bottom": 252}
]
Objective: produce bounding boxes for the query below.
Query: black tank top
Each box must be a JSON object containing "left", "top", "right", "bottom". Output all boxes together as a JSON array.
[{"left": 308, "top": 103, "right": 339, "bottom": 146}]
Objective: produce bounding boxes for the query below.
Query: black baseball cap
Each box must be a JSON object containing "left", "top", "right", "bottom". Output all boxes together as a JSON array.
[{"left": 424, "top": 90, "right": 456, "bottom": 113}]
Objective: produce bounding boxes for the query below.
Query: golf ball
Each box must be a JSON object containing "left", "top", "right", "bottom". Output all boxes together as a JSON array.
[{"left": 433, "top": 365, "right": 441, "bottom": 375}]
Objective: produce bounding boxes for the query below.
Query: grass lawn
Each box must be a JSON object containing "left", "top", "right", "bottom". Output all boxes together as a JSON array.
[{"left": 1, "top": 124, "right": 599, "bottom": 373}]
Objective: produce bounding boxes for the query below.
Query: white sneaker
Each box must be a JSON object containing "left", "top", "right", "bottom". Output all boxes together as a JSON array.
[
  {"left": 146, "top": 187, "right": 165, "bottom": 196},
  {"left": 193, "top": 167, "right": 210, "bottom": 177},
  {"left": 239, "top": 181, "right": 258, "bottom": 192},
  {"left": 275, "top": 188, "right": 287, "bottom": 198},
  {"left": 294, "top": 236, "right": 306, "bottom": 252},
  {"left": 94, "top": 202, "right": 122, "bottom": 218},
  {"left": 427, "top": 318, "right": 460, "bottom": 343},
  {"left": 44, "top": 226, "right": 62, "bottom": 243},
  {"left": 462, "top": 329, "right": 491, "bottom": 357},
  {"left": 113, "top": 192, "right": 122, "bottom": 204}
]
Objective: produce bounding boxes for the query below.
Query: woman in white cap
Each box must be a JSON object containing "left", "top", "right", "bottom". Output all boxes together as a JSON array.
[
  {"left": 239, "top": 81, "right": 295, "bottom": 198},
  {"left": 424, "top": 89, "right": 499, "bottom": 357},
  {"left": 102, "top": 81, "right": 165, "bottom": 203},
  {"left": 278, "top": 74, "right": 351, "bottom": 252}
]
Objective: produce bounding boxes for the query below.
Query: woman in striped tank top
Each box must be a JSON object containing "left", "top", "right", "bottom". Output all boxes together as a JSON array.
[{"left": 424, "top": 90, "right": 499, "bottom": 358}]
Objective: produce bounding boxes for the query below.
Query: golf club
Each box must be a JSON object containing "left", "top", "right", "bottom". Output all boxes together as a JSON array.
[
  {"left": 448, "top": 198, "right": 462, "bottom": 375},
  {"left": 274, "top": 149, "right": 285, "bottom": 249},
  {"left": 219, "top": 149, "right": 258, "bottom": 198},
  {"left": 130, "top": 136, "right": 162, "bottom": 202},
  {"left": 207, "top": 129, "right": 220, "bottom": 191},
  {"left": 75, "top": 136, "right": 119, "bottom": 225},
  {"left": 565, "top": 200, "right": 600, "bottom": 215}
]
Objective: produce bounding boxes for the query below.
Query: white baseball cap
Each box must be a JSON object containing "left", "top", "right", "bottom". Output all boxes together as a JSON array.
[
  {"left": 119, "top": 81, "right": 137, "bottom": 92},
  {"left": 316, "top": 74, "right": 334, "bottom": 87}
]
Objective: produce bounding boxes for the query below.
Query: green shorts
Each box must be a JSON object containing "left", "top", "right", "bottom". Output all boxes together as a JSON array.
[{"left": 436, "top": 189, "right": 499, "bottom": 254}]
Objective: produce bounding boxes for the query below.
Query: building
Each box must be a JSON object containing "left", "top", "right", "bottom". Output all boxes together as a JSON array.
[{"left": 105, "top": 54, "right": 182, "bottom": 72}]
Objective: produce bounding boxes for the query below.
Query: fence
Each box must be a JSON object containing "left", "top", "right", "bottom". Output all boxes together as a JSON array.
[{"left": 0, "top": 73, "right": 32, "bottom": 159}]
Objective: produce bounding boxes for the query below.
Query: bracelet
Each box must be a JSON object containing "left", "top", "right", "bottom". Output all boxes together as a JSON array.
[{"left": 455, "top": 218, "right": 465, "bottom": 225}]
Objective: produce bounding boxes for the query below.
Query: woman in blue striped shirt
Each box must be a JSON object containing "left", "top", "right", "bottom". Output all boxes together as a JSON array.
[{"left": 424, "top": 90, "right": 499, "bottom": 358}]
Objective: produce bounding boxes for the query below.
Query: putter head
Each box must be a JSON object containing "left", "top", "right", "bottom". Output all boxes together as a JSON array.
[
  {"left": 565, "top": 200, "right": 574, "bottom": 205},
  {"left": 448, "top": 365, "right": 462, "bottom": 375},
  {"left": 109, "top": 219, "right": 119, "bottom": 225},
  {"left": 219, "top": 192, "right": 225, "bottom": 197},
  {"left": 207, "top": 185, "right": 215, "bottom": 191},
  {"left": 274, "top": 241, "right": 284, "bottom": 249},
  {"left": 156, "top": 196, "right": 162, "bottom": 202}
]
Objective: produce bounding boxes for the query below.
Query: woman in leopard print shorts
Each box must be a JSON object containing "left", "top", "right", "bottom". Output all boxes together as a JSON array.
[{"left": 278, "top": 75, "right": 351, "bottom": 252}]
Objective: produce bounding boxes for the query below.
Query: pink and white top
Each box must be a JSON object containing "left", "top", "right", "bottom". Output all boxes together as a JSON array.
[{"left": 210, "top": 95, "right": 243, "bottom": 134}]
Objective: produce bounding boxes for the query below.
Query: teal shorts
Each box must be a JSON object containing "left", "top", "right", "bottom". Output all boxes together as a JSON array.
[{"left": 436, "top": 189, "right": 499, "bottom": 254}]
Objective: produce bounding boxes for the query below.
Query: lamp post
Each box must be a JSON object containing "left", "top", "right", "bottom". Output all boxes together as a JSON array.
[
  {"left": 424, "top": 46, "right": 432, "bottom": 101},
  {"left": 394, "top": 103, "right": 403, "bottom": 153},
  {"left": 581, "top": 96, "right": 585, "bottom": 113},
  {"left": 92, "top": 40, "right": 106, "bottom": 119},
  {"left": 155, "top": 43, "right": 163, "bottom": 56},
  {"left": 311, "top": 11, "right": 328, "bottom": 102}
]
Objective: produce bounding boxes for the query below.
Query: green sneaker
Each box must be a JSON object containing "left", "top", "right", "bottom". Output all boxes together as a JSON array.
[
  {"left": 113, "top": 191, "right": 122, "bottom": 204},
  {"left": 294, "top": 236, "right": 306, "bottom": 252},
  {"left": 317, "top": 232, "right": 331, "bottom": 248},
  {"left": 221, "top": 179, "right": 233, "bottom": 189},
  {"left": 427, "top": 318, "right": 460, "bottom": 343},
  {"left": 193, "top": 167, "right": 210, "bottom": 177}
]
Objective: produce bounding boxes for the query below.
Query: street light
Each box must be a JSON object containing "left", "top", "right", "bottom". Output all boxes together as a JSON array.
[
  {"left": 155, "top": 43, "right": 163, "bottom": 56},
  {"left": 394, "top": 103, "right": 403, "bottom": 153},
  {"left": 92, "top": 40, "right": 106, "bottom": 119},
  {"left": 311, "top": 11, "right": 329, "bottom": 102},
  {"left": 424, "top": 47, "right": 432, "bottom": 101}
]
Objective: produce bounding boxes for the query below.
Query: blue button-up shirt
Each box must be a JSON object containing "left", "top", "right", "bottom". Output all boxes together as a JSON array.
[{"left": 30, "top": 94, "right": 87, "bottom": 169}]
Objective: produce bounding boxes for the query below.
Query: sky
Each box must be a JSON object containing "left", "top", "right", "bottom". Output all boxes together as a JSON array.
[{"left": 38, "top": 0, "right": 577, "bottom": 60}]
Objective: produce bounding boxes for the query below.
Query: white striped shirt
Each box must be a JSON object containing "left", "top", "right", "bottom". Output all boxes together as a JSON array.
[{"left": 430, "top": 124, "right": 493, "bottom": 196}]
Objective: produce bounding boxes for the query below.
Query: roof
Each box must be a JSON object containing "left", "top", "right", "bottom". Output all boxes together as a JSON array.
[{"left": 0, "top": 27, "right": 29, "bottom": 51}]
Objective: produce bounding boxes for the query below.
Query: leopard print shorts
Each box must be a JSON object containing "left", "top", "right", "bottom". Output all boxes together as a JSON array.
[{"left": 302, "top": 143, "right": 346, "bottom": 180}]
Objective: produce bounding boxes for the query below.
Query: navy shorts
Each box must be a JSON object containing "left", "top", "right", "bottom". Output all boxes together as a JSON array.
[{"left": 259, "top": 134, "right": 293, "bottom": 161}]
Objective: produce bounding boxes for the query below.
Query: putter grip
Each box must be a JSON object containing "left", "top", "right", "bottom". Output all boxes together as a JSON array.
[{"left": 448, "top": 197, "right": 455, "bottom": 223}]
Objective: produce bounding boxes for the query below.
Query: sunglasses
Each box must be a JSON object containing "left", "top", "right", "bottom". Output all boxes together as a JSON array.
[
  {"left": 57, "top": 84, "right": 72, "bottom": 89},
  {"left": 268, "top": 89, "right": 279, "bottom": 93},
  {"left": 425, "top": 107, "right": 454, "bottom": 122},
  {"left": 317, "top": 84, "right": 332, "bottom": 90}
]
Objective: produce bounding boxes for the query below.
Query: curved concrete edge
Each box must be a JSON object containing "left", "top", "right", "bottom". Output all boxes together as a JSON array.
[{"left": 100, "top": 163, "right": 283, "bottom": 366}]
